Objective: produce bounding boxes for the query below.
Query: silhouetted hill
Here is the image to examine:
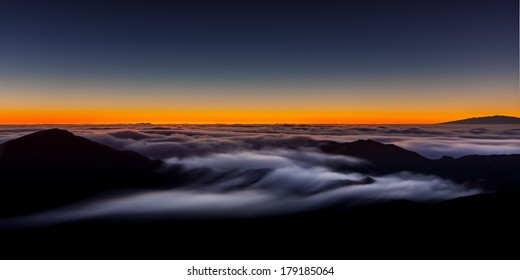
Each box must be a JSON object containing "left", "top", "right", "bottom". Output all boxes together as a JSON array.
[
  {"left": 440, "top": 115, "right": 520, "bottom": 124},
  {"left": 319, "top": 139, "right": 520, "bottom": 191},
  {"left": 320, "top": 139, "right": 428, "bottom": 173},
  {"left": 432, "top": 154, "right": 520, "bottom": 192},
  {"left": 0, "top": 129, "right": 164, "bottom": 216}
]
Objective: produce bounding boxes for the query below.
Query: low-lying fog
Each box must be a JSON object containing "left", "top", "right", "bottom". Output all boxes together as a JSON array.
[{"left": 1, "top": 124, "right": 517, "bottom": 226}]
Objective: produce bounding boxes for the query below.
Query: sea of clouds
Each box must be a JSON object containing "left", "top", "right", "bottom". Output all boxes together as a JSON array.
[
  {"left": 2, "top": 123, "right": 519, "bottom": 159},
  {"left": 0, "top": 124, "right": 518, "bottom": 225}
]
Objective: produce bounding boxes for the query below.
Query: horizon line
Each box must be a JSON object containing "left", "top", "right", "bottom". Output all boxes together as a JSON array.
[
  {"left": 0, "top": 122, "right": 507, "bottom": 126},
  {"left": 0, "top": 122, "right": 446, "bottom": 125},
  {"left": 1, "top": 115, "right": 518, "bottom": 126}
]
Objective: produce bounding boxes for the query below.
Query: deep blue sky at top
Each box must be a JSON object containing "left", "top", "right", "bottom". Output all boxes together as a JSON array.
[{"left": 0, "top": 0, "right": 517, "bottom": 86}]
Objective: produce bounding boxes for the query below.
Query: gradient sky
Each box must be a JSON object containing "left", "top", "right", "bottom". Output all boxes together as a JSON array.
[{"left": 0, "top": 0, "right": 518, "bottom": 124}]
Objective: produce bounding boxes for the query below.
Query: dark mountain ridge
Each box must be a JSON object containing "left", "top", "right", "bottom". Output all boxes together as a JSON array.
[
  {"left": 320, "top": 139, "right": 428, "bottom": 172},
  {"left": 319, "top": 140, "right": 520, "bottom": 192},
  {"left": 0, "top": 129, "right": 164, "bottom": 215},
  {"left": 440, "top": 115, "right": 520, "bottom": 124}
]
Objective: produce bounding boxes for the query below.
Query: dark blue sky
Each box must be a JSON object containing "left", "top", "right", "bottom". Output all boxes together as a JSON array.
[
  {"left": 0, "top": 0, "right": 517, "bottom": 83},
  {"left": 0, "top": 0, "right": 518, "bottom": 123}
]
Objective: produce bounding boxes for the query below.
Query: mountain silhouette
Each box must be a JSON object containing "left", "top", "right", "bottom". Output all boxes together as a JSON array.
[
  {"left": 432, "top": 154, "right": 520, "bottom": 192},
  {"left": 0, "top": 129, "right": 164, "bottom": 216},
  {"left": 320, "top": 139, "right": 428, "bottom": 172},
  {"left": 440, "top": 115, "right": 520, "bottom": 124},
  {"left": 319, "top": 139, "right": 520, "bottom": 192}
]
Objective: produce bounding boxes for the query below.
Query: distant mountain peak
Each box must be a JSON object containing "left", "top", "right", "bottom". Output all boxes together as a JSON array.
[{"left": 440, "top": 115, "right": 520, "bottom": 125}]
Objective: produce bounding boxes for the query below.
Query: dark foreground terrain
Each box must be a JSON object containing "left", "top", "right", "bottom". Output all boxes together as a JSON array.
[{"left": 2, "top": 192, "right": 520, "bottom": 259}]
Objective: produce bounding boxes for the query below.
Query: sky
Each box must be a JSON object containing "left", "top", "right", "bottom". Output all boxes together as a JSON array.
[{"left": 0, "top": 0, "right": 518, "bottom": 124}]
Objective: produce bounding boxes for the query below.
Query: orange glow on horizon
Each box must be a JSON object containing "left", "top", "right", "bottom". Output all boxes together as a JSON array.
[
  {"left": 2, "top": 109, "right": 518, "bottom": 125},
  {"left": 1, "top": 79, "right": 518, "bottom": 125}
]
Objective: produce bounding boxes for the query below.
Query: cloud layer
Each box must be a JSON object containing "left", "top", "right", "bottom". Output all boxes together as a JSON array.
[
  {"left": 3, "top": 171, "right": 476, "bottom": 228},
  {"left": 2, "top": 124, "right": 519, "bottom": 159},
  {"left": 1, "top": 123, "right": 516, "bottom": 226}
]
